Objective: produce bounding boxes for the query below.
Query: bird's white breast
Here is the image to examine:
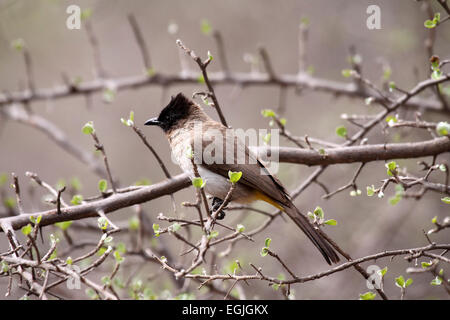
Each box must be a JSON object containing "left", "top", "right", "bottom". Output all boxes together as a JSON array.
[{"left": 169, "top": 127, "right": 251, "bottom": 201}]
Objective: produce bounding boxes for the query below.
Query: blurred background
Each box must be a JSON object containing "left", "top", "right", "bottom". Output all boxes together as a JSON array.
[{"left": 0, "top": 0, "right": 449, "bottom": 299}]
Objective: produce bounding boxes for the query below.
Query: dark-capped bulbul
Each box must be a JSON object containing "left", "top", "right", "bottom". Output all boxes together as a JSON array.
[{"left": 145, "top": 93, "right": 340, "bottom": 265}]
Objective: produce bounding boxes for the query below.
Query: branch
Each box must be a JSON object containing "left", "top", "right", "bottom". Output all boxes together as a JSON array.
[
  {"left": 0, "top": 174, "right": 191, "bottom": 232},
  {"left": 1, "top": 71, "right": 449, "bottom": 114},
  {"left": 267, "top": 137, "right": 450, "bottom": 166}
]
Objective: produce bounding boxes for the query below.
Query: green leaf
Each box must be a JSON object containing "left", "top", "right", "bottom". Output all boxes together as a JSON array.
[
  {"left": 82, "top": 121, "right": 94, "bottom": 135},
  {"left": 386, "top": 161, "right": 397, "bottom": 171},
  {"left": 432, "top": 69, "right": 443, "bottom": 80},
  {"left": 102, "top": 88, "right": 116, "bottom": 103},
  {"left": 431, "top": 216, "right": 438, "bottom": 224},
  {"left": 66, "top": 256, "right": 73, "bottom": 265},
  {"left": 324, "top": 219, "right": 337, "bottom": 226},
  {"left": 260, "top": 247, "right": 269, "bottom": 257},
  {"left": 441, "top": 197, "right": 450, "bottom": 204},
  {"left": 121, "top": 111, "right": 135, "bottom": 127},
  {"left": 388, "top": 81, "right": 396, "bottom": 92},
  {"left": 114, "top": 250, "right": 124, "bottom": 263},
  {"left": 207, "top": 230, "right": 219, "bottom": 240},
  {"left": 442, "top": 85, "right": 450, "bottom": 97},
  {"left": 129, "top": 216, "right": 140, "bottom": 231},
  {"left": 395, "top": 275, "right": 405, "bottom": 288},
  {"left": 185, "top": 145, "right": 194, "bottom": 159},
  {"left": 80, "top": 8, "right": 92, "bottom": 21},
  {"left": 121, "top": 118, "right": 131, "bottom": 127},
  {"left": 341, "top": 69, "right": 352, "bottom": 78},
  {"left": 134, "top": 178, "right": 151, "bottom": 186},
  {"left": 201, "top": 19, "right": 212, "bottom": 35},
  {"left": 421, "top": 261, "right": 433, "bottom": 268},
  {"left": 313, "top": 206, "right": 324, "bottom": 219},
  {"left": 1, "top": 261, "right": 9, "bottom": 273},
  {"left": 405, "top": 278, "right": 413, "bottom": 287},
  {"left": 101, "top": 275, "right": 111, "bottom": 286},
  {"left": 98, "top": 179, "right": 107, "bottom": 193},
  {"left": 265, "top": 237, "right": 272, "bottom": 248},
  {"left": 367, "top": 185, "right": 375, "bottom": 197},
  {"left": 228, "top": 171, "right": 243, "bottom": 183},
  {"left": 279, "top": 118, "right": 287, "bottom": 126},
  {"left": 336, "top": 126, "right": 347, "bottom": 138},
  {"left": 97, "top": 247, "right": 107, "bottom": 256},
  {"left": 11, "top": 38, "right": 25, "bottom": 51},
  {"left": 430, "top": 276, "right": 442, "bottom": 286},
  {"left": 70, "top": 177, "right": 82, "bottom": 191},
  {"left": 170, "top": 223, "right": 181, "bottom": 233},
  {"left": 262, "top": 133, "right": 271, "bottom": 144},
  {"left": 50, "top": 233, "right": 60, "bottom": 244},
  {"left": 0, "top": 173, "right": 8, "bottom": 187},
  {"left": 436, "top": 122, "right": 450, "bottom": 136},
  {"left": 385, "top": 161, "right": 397, "bottom": 176},
  {"left": 434, "top": 12, "right": 441, "bottom": 23},
  {"left": 261, "top": 109, "right": 276, "bottom": 118},
  {"left": 197, "top": 75, "right": 205, "bottom": 84},
  {"left": 300, "top": 17, "right": 310, "bottom": 26},
  {"left": 147, "top": 68, "right": 156, "bottom": 77},
  {"left": 97, "top": 217, "right": 108, "bottom": 230},
  {"left": 55, "top": 220, "right": 72, "bottom": 231},
  {"left": 365, "top": 97, "right": 374, "bottom": 105},
  {"left": 21, "top": 224, "right": 32, "bottom": 236},
  {"left": 30, "top": 216, "right": 36, "bottom": 224},
  {"left": 424, "top": 19, "right": 436, "bottom": 28},
  {"left": 49, "top": 248, "right": 58, "bottom": 261},
  {"left": 236, "top": 224, "right": 245, "bottom": 232},
  {"left": 192, "top": 177, "right": 206, "bottom": 189},
  {"left": 29, "top": 215, "right": 42, "bottom": 225},
  {"left": 383, "top": 67, "right": 392, "bottom": 80},
  {"left": 378, "top": 267, "right": 388, "bottom": 277},
  {"left": 359, "top": 291, "right": 376, "bottom": 300},
  {"left": 71, "top": 194, "right": 83, "bottom": 205},
  {"left": 389, "top": 195, "right": 401, "bottom": 206},
  {"left": 152, "top": 223, "right": 160, "bottom": 237},
  {"left": 116, "top": 242, "right": 126, "bottom": 254},
  {"left": 3, "top": 197, "right": 15, "bottom": 209},
  {"left": 385, "top": 115, "right": 397, "bottom": 126}
]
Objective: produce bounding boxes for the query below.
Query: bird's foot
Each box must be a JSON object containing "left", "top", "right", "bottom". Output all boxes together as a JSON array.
[{"left": 211, "top": 197, "right": 226, "bottom": 220}]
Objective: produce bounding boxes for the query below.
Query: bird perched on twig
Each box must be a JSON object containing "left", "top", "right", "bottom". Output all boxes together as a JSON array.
[{"left": 145, "top": 92, "right": 340, "bottom": 265}]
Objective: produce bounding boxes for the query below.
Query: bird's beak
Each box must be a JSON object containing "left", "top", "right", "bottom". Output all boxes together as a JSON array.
[{"left": 144, "top": 117, "right": 160, "bottom": 126}]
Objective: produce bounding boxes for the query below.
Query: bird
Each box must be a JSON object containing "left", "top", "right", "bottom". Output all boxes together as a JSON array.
[{"left": 145, "top": 92, "right": 340, "bottom": 265}]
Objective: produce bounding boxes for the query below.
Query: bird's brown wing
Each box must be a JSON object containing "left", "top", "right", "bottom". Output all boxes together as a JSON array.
[
  {"left": 198, "top": 124, "right": 340, "bottom": 265},
  {"left": 199, "top": 126, "right": 291, "bottom": 207}
]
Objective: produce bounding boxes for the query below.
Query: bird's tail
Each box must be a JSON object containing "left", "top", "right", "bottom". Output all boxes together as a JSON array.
[{"left": 282, "top": 203, "right": 340, "bottom": 265}]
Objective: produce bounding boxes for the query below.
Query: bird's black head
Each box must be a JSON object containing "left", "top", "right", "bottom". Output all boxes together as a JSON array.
[{"left": 145, "top": 93, "right": 194, "bottom": 132}]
